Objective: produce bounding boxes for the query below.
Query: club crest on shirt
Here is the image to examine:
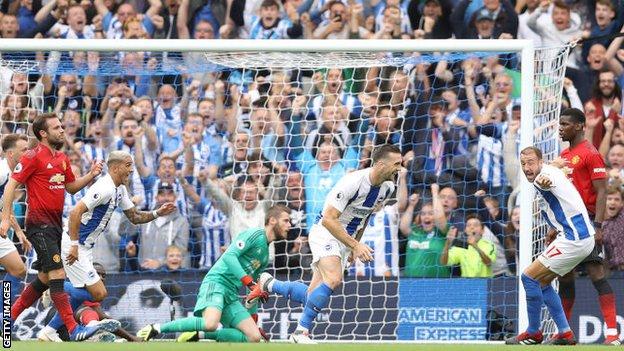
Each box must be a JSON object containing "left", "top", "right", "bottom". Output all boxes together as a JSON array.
[
  {"left": 52, "top": 254, "right": 61, "bottom": 263},
  {"left": 62, "top": 161, "right": 67, "bottom": 171},
  {"left": 571, "top": 155, "right": 580, "bottom": 165},
  {"left": 49, "top": 173, "right": 65, "bottom": 184}
]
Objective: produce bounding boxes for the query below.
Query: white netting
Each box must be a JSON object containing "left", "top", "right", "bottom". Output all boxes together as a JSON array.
[
  {"left": 0, "top": 43, "right": 572, "bottom": 342},
  {"left": 530, "top": 45, "right": 573, "bottom": 337}
]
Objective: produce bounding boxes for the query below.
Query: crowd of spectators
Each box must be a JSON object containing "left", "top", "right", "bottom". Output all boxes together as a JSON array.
[{"left": 1, "top": 0, "right": 624, "bottom": 280}]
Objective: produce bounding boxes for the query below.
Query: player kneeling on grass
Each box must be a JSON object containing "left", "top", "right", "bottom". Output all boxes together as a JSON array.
[
  {"left": 506, "top": 147, "right": 595, "bottom": 345},
  {"left": 137, "top": 204, "right": 292, "bottom": 343},
  {"left": 38, "top": 263, "right": 143, "bottom": 342}
]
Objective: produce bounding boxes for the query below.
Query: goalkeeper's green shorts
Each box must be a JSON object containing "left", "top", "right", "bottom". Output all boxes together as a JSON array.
[{"left": 194, "top": 280, "right": 250, "bottom": 328}]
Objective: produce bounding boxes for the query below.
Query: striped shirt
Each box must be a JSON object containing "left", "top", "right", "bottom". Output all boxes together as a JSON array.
[
  {"left": 79, "top": 174, "right": 134, "bottom": 248},
  {"left": 247, "top": 16, "right": 296, "bottom": 39},
  {"left": 349, "top": 205, "right": 399, "bottom": 277},
  {"left": 533, "top": 164, "right": 595, "bottom": 241},
  {"left": 316, "top": 168, "right": 395, "bottom": 236},
  {"left": 0, "top": 159, "right": 10, "bottom": 210},
  {"left": 143, "top": 176, "right": 188, "bottom": 218},
  {"left": 195, "top": 198, "right": 229, "bottom": 268},
  {"left": 477, "top": 122, "right": 508, "bottom": 188}
]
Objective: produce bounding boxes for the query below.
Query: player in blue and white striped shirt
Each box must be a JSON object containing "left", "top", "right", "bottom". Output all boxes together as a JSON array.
[
  {"left": 248, "top": 145, "right": 403, "bottom": 344},
  {"left": 60, "top": 151, "right": 176, "bottom": 315},
  {"left": 507, "top": 147, "right": 595, "bottom": 345}
]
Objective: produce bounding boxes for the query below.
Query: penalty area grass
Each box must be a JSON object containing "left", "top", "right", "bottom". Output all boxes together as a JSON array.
[{"left": 7, "top": 341, "right": 609, "bottom": 351}]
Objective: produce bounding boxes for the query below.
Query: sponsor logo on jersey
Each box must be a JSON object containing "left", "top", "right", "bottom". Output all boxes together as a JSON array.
[
  {"left": 336, "top": 191, "right": 344, "bottom": 200},
  {"left": 49, "top": 173, "right": 65, "bottom": 184},
  {"left": 571, "top": 155, "right": 580, "bottom": 165},
  {"left": 594, "top": 167, "right": 606, "bottom": 173},
  {"left": 251, "top": 259, "right": 261, "bottom": 270},
  {"left": 324, "top": 244, "right": 332, "bottom": 251},
  {"left": 13, "top": 163, "right": 22, "bottom": 173},
  {"left": 94, "top": 193, "right": 99, "bottom": 199},
  {"left": 88, "top": 270, "right": 96, "bottom": 279}
]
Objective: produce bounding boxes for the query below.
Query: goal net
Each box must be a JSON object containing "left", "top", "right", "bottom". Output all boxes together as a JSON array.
[{"left": 0, "top": 40, "right": 568, "bottom": 341}]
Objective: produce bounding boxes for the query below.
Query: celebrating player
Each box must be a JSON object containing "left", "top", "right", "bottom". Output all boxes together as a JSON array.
[
  {"left": 136, "top": 205, "right": 292, "bottom": 343},
  {"left": 0, "top": 113, "right": 113, "bottom": 341},
  {"left": 506, "top": 147, "right": 595, "bottom": 345},
  {"left": 0, "top": 134, "right": 32, "bottom": 303},
  {"left": 253, "top": 144, "right": 403, "bottom": 344},
  {"left": 556, "top": 108, "right": 620, "bottom": 344},
  {"left": 39, "top": 150, "right": 176, "bottom": 341}
]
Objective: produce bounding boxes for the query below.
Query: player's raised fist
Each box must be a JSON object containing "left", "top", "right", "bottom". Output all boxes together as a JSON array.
[{"left": 156, "top": 202, "right": 176, "bottom": 217}]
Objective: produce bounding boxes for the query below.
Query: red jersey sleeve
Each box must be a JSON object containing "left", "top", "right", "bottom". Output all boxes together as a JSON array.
[
  {"left": 63, "top": 155, "right": 76, "bottom": 184},
  {"left": 11, "top": 150, "right": 38, "bottom": 184},
  {"left": 587, "top": 152, "right": 607, "bottom": 180}
]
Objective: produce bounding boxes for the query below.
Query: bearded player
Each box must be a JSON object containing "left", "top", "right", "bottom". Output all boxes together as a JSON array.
[
  {"left": 556, "top": 108, "right": 620, "bottom": 345},
  {"left": 505, "top": 147, "right": 595, "bottom": 345},
  {"left": 137, "top": 205, "right": 292, "bottom": 343},
  {"left": 251, "top": 144, "right": 403, "bottom": 344}
]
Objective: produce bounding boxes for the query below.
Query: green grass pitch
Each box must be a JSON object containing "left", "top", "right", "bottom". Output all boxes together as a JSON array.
[{"left": 6, "top": 341, "right": 610, "bottom": 351}]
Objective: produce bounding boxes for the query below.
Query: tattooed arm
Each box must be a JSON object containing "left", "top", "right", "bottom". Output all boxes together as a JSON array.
[{"left": 123, "top": 202, "right": 176, "bottom": 224}]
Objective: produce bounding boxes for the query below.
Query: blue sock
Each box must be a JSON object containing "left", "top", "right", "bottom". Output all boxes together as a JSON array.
[
  {"left": 3, "top": 273, "right": 22, "bottom": 303},
  {"left": 48, "top": 283, "right": 94, "bottom": 330},
  {"left": 542, "top": 285, "right": 570, "bottom": 333},
  {"left": 272, "top": 280, "right": 308, "bottom": 305},
  {"left": 298, "top": 283, "right": 332, "bottom": 331},
  {"left": 521, "top": 274, "right": 544, "bottom": 334}
]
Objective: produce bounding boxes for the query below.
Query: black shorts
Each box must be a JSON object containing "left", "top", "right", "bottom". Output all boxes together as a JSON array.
[
  {"left": 28, "top": 231, "right": 63, "bottom": 273},
  {"left": 579, "top": 245, "right": 604, "bottom": 265}
]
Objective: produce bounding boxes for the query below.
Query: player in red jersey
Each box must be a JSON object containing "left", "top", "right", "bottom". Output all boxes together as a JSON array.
[
  {"left": 0, "top": 113, "right": 117, "bottom": 341},
  {"left": 557, "top": 108, "right": 620, "bottom": 345}
]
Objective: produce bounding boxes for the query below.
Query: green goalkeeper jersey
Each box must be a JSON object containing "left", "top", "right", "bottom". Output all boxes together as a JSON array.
[{"left": 204, "top": 227, "right": 269, "bottom": 293}]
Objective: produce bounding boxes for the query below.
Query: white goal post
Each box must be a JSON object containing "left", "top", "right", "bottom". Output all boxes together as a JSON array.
[{"left": 0, "top": 38, "right": 568, "bottom": 340}]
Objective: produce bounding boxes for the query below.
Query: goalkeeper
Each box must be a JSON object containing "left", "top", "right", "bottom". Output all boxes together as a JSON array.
[{"left": 137, "top": 205, "right": 292, "bottom": 343}]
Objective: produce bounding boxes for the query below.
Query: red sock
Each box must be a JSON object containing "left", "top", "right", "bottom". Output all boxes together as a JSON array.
[
  {"left": 599, "top": 293, "right": 617, "bottom": 330},
  {"left": 79, "top": 308, "right": 100, "bottom": 325},
  {"left": 561, "top": 298, "right": 574, "bottom": 322},
  {"left": 50, "top": 291, "right": 78, "bottom": 333},
  {"left": 11, "top": 282, "right": 45, "bottom": 320}
]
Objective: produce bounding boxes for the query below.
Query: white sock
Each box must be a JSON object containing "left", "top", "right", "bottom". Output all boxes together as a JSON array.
[{"left": 154, "top": 324, "right": 161, "bottom": 333}]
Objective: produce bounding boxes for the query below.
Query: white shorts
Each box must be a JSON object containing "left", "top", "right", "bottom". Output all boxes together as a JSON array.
[
  {"left": 0, "top": 236, "right": 16, "bottom": 259},
  {"left": 308, "top": 224, "right": 352, "bottom": 271},
  {"left": 537, "top": 236, "right": 595, "bottom": 276},
  {"left": 61, "top": 233, "right": 99, "bottom": 288}
]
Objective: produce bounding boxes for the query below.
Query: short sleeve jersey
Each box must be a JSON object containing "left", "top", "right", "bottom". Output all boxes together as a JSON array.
[
  {"left": 319, "top": 168, "right": 396, "bottom": 236},
  {"left": 79, "top": 174, "right": 134, "bottom": 248},
  {"left": 560, "top": 140, "right": 607, "bottom": 215},
  {"left": 205, "top": 228, "right": 269, "bottom": 293},
  {"left": 12, "top": 144, "right": 76, "bottom": 234}
]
